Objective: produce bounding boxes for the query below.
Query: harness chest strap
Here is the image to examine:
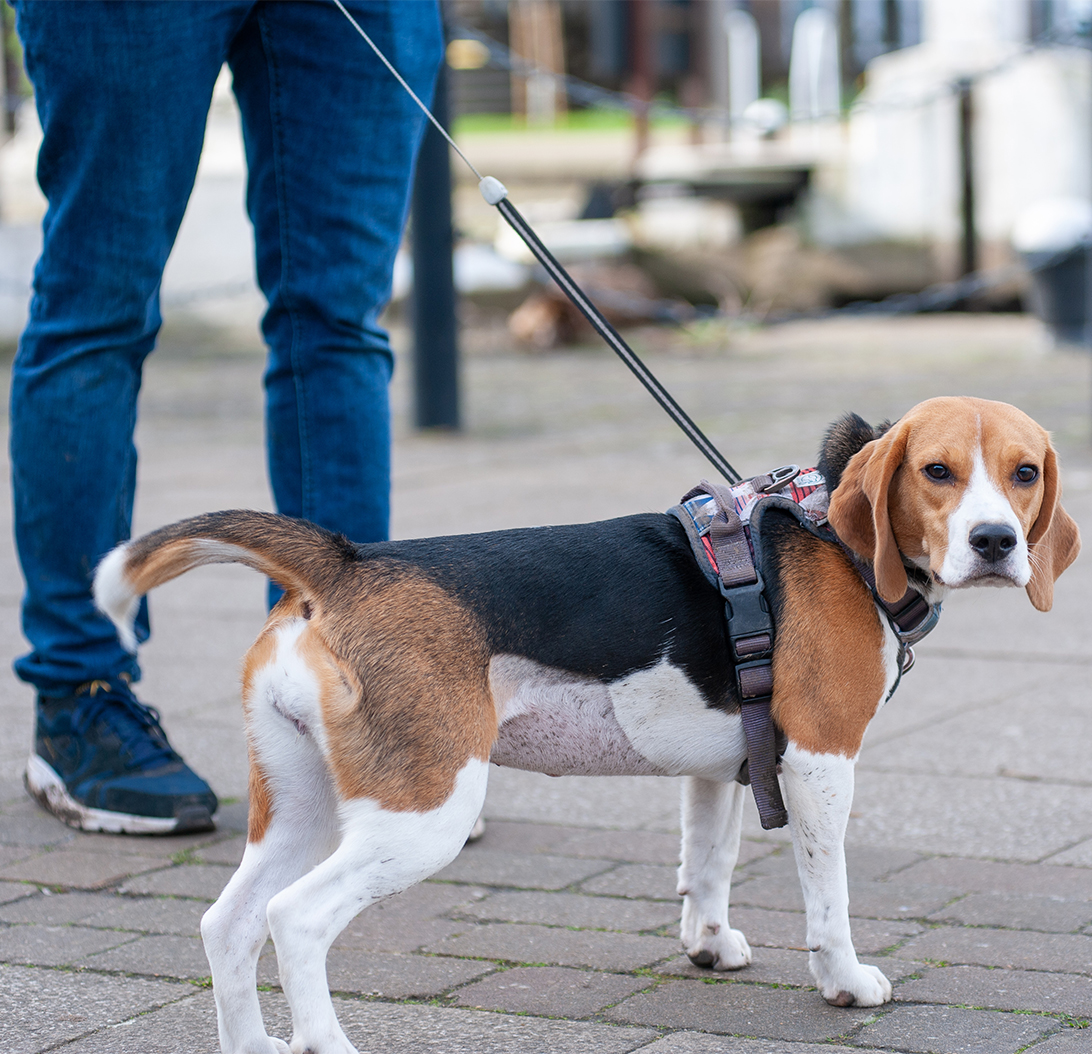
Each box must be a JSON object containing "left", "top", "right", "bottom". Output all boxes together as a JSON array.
[{"left": 675, "top": 478, "right": 788, "bottom": 830}]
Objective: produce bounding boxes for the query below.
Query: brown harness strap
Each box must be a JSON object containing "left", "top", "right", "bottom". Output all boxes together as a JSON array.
[{"left": 693, "top": 481, "right": 788, "bottom": 831}]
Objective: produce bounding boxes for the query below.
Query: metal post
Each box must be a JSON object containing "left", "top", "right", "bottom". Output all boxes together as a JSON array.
[
  {"left": 410, "top": 62, "right": 460, "bottom": 430},
  {"left": 957, "top": 77, "right": 977, "bottom": 277},
  {"left": 628, "top": 0, "right": 655, "bottom": 159}
]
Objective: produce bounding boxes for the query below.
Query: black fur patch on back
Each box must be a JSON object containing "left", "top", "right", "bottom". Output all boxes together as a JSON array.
[
  {"left": 817, "top": 413, "right": 892, "bottom": 492},
  {"left": 352, "top": 515, "right": 735, "bottom": 709}
]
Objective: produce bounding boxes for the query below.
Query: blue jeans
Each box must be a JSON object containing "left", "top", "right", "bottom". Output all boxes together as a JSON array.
[{"left": 11, "top": 0, "right": 442, "bottom": 694}]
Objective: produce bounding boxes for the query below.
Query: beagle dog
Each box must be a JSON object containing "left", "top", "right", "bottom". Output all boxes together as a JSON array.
[{"left": 94, "top": 396, "right": 1078, "bottom": 1054}]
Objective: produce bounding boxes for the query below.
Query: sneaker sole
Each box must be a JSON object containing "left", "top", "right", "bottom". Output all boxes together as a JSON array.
[{"left": 25, "top": 754, "right": 216, "bottom": 835}]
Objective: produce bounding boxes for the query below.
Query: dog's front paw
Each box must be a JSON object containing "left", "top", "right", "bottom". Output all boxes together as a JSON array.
[
  {"left": 684, "top": 926, "right": 752, "bottom": 971},
  {"left": 816, "top": 962, "right": 892, "bottom": 1007}
]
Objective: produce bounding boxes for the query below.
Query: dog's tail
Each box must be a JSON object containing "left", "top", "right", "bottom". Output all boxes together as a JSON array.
[{"left": 94, "top": 510, "right": 357, "bottom": 652}]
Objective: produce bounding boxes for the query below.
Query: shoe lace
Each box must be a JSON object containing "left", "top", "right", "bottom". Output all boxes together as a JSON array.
[{"left": 72, "top": 678, "right": 180, "bottom": 769}]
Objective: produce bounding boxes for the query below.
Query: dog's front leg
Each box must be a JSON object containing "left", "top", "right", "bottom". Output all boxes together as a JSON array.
[
  {"left": 779, "top": 743, "right": 892, "bottom": 1007},
  {"left": 677, "top": 776, "right": 752, "bottom": 970}
]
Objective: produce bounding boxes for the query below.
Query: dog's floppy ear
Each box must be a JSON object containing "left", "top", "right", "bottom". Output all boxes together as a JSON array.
[
  {"left": 1025, "top": 444, "right": 1081, "bottom": 612},
  {"left": 827, "top": 419, "right": 911, "bottom": 603}
]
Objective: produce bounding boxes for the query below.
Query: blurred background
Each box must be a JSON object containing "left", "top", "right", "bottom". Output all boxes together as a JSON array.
[{"left": 0, "top": 0, "right": 1090, "bottom": 454}]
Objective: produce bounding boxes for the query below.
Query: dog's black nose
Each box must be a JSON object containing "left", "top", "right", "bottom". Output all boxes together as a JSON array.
[{"left": 969, "top": 523, "right": 1018, "bottom": 563}]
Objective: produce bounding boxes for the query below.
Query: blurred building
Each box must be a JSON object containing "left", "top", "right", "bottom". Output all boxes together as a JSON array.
[{"left": 447, "top": 0, "right": 1091, "bottom": 281}]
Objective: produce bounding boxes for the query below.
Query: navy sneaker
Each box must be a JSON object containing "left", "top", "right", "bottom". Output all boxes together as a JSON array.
[{"left": 25, "top": 677, "right": 217, "bottom": 834}]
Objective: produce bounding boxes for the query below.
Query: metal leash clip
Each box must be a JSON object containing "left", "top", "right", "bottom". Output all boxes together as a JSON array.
[{"left": 754, "top": 464, "right": 801, "bottom": 494}]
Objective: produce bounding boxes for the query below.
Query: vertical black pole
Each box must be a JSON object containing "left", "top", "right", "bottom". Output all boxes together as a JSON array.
[
  {"left": 410, "top": 62, "right": 460, "bottom": 430},
  {"left": 957, "top": 77, "right": 977, "bottom": 277}
]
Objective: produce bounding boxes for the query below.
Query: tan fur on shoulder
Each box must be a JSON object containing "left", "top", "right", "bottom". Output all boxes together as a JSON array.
[{"left": 772, "top": 532, "right": 888, "bottom": 757}]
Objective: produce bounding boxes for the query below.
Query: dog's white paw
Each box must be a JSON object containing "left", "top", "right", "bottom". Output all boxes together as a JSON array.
[
  {"left": 289, "top": 1032, "right": 358, "bottom": 1054},
  {"left": 684, "top": 926, "right": 752, "bottom": 971},
  {"left": 816, "top": 962, "right": 892, "bottom": 1007}
]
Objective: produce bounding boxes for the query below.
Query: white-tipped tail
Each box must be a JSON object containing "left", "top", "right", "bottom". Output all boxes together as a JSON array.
[{"left": 94, "top": 544, "right": 141, "bottom": 653}]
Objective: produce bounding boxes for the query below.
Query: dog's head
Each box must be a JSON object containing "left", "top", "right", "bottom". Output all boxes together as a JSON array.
[{"left": 826, "top": 397, "right": 1080, "bottom": 611}]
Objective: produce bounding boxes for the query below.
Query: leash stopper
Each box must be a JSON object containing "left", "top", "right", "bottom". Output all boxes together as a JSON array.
[{"left": 479, "top": 176, "right": 509, "bottom": 205}]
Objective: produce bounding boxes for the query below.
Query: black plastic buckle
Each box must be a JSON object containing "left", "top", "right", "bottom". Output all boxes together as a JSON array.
[{"left": 723, "top": 582, "right": 774, "bottom": 660}]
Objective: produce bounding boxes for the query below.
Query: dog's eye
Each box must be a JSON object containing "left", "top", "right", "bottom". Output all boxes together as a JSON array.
[
  {"left": 1015, "top": 464, "right": 1039, "bottom": 484},
  {"left": 923, "top": 463, "right": 951, "bottom": 481}
]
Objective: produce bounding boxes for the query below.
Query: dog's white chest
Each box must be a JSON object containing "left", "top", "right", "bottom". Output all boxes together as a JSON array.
[{"left": 488, "top": 655, "right": 746, "bottom": 781}]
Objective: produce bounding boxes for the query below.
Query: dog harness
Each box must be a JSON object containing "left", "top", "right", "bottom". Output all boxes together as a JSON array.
[{"left": 668, "top": 466, "right": 942, "bottom": 830}]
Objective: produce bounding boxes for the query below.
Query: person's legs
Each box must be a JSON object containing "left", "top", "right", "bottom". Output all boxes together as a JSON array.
[
  {"left": 228, "top": 0, "right": 442, "bottom": 548},
  {"left": 12, "top": 1, "right": 249, "bottom": 831}
]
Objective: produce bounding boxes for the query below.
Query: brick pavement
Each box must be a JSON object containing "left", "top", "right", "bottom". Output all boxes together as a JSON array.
[{"left": 1, "top": 310, "right": 1091, "bottom": 1052}]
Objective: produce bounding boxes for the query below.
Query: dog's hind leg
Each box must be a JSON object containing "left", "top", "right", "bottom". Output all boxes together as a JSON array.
[
  {"left": 779, "top": 744, "right": 892, "bottom": 1007},
  {"left": 201, "top": 618, "right": 342, "bottom": 1054},
  {"left": 266, "top": 758, "right": 489, "bottom": 1054},
  {"left": 677, "top": 776, "right": 752, "bottom": 970}
]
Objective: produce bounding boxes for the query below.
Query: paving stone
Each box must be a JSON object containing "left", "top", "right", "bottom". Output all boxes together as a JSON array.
[
  {"left": 554, "top": 827, "right": 684, "bottom": 865},
  {"left": 0, "top": 849, "right": 165, "bottom": 889},
  {"left": 0, "top": 804, "right": 76, "bottom": 849},
  {"left": 929, "top": 892, "right": 1092, "bottom": 933},
  {"left": 334, "top": 915, "right": 464, "bottom": 955},
  {"left": 62, "top": 827, "right": 221, "bottom": 860},
  {"left": 460, "top": 820, "right": 576, "bottom": 855},
  {"left": 433, "top": 849, "right": 613, "bottom": 890},
  {"left": 38, "top": 991, "right": 220, "bottom": 1054},
  {"left": 0, "top": 845, "right": 36, "bottom": 870},
  {"left": 654, "top": 948, "right": 923, "bottom": 989},
  {"left": 637, "top": 1035, "right": 872, "bottom": 1054},
  {"left": 460, "top": 890, "right": 680, "bottom": 932},
  {"left": 258, "top": 948, "right": 495, "bottom": 998},
  {"left": 895, "top": 963, "right": 1092, "bottom": 1017},
  {"left": 81, "top": 895, "right": 208, "bottom": 937},
  {"left": 898, "top": 858, "right": 1092, "bottom": 900},
  {"left": 722, "top": 905, "right": 922, "bottom": 956},
  {"left": 848, "top": 917, "right": 927, "bottom": 955},
  {"left": 51, "top": 988, "right": 658, "bottom": 1054},
  {"left": 454, "top": 964, "right": 650, "bottom": 1016},
  {"left": 120, "top": 864, "right": 235, "bottom": 900},
  {"left": 482, "top": 767, "right": 682, "bottom": 834},
  {"left": 852, "top": 1003, "right": 1055, "bottom": 1052},
  {"left": 847, "top": 769, "right": 1092, "bottom": 862},
  {"left": 78, "top": 933, "right": 211, "bottom": 980},
  {"left": 366, "top": 881, "right": 490, "bottom": 923},
  {"left": 0, "top": 923, "right": 137, "bottom": 966},
  {"left": 192, "top": 833, "right": 246, "bottom": 866},
  {"left": 212, "top": 800, "right": 249, "bottom": 834},
  {"left": 655, "top": 947, "right": 816, "bottom": 988},
  {"left": 606, "top": 977, "right": 873, "bottom": 1040},
  {"left": 863, "top": 687, "right": 1092, "bottom": 786},
  {"left": 332, "top": 883, "right": 488, "bottom": 953},
  {"left": 284, "top": 992, "right": 659, "bottom": 1054},
  {"left": 0, "top": 891, "right": 113, "bottom": 925},
  {"left": 0, "top": 881, "right": 36, "bottom": 906},
  {"left": 732, "top": 873, "right": 958, "bottom": 919},
  {"left": 742, "top": 843, "right": 926, "bottom": 883},
  {"left": 896, "top": 926, "right": 1092, "bottom": 974},
  {"left": 0, "top": 963, "right": 191, "bottom": 1054},
  {"left": 425, "top": 921, "right": 679, "bottom": 970},
  {"left": 580, "top": 863, "right": 680, "bottom": 900},
  {"left": 1028, "top": 1029, "right": 1092, "bottom": 1052},
  {"left": 1045, "top": 840, "right": 1092, "bottom": 869}
]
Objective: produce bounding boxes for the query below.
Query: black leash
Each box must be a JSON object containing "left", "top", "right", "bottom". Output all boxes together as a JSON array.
[{"left": 332, "top": 0, "right": 742, "bottom": 486}]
